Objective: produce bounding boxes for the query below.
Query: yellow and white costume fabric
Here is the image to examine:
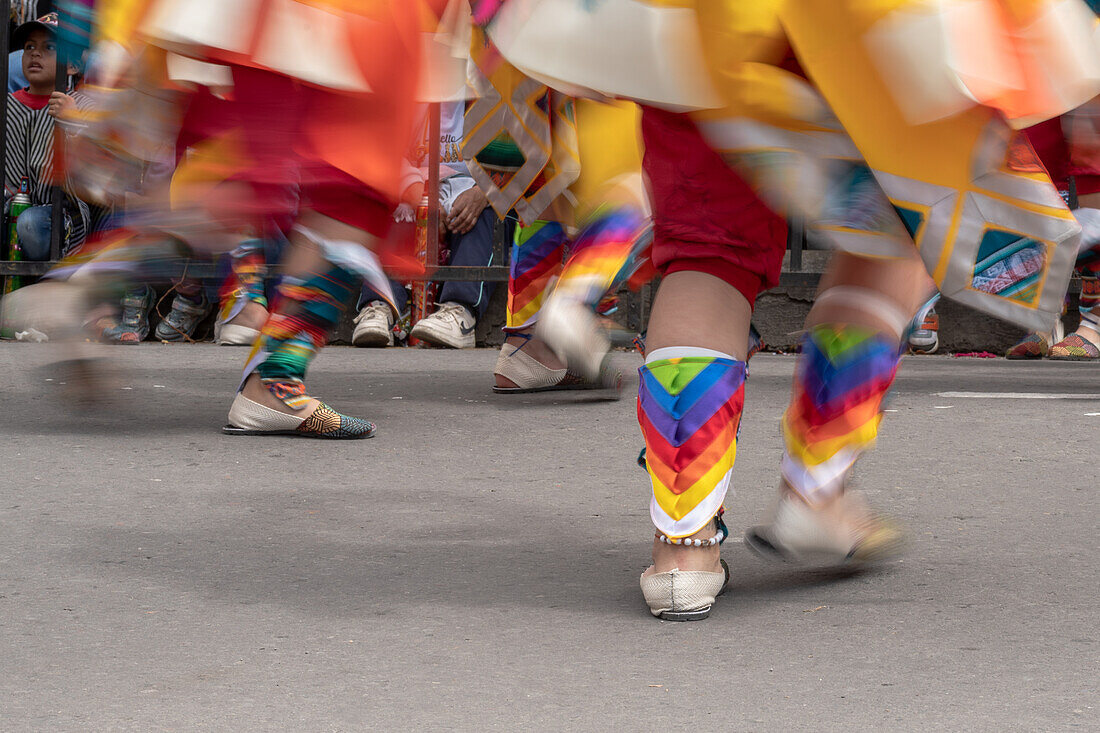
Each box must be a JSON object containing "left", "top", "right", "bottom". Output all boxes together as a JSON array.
[
  {"left": 483, "top": 0, "right": 1100, "bottom": 331},
  {"left": 463, "top": 24, "right": 647, "bottom": 331},
  {"left": 479, "top": 0, "right": 1100, "bottom": 535}
]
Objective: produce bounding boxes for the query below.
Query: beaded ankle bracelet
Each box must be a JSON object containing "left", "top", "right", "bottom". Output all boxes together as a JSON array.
[{"left": 655, "top": 509, "right": 728, "bottom": 547}]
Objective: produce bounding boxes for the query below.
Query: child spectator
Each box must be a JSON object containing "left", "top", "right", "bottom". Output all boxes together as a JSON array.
[{"left": 5, "top": 12, "right": 91, "bottom": 261}]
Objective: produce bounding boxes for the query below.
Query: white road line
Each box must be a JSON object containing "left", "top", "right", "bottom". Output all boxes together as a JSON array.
[{"left": 935, "top": 391, "right": 1100, "bottom": 400}]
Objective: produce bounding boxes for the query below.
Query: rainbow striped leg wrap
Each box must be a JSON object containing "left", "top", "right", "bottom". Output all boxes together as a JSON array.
[
  {"left": 781, "top": 325, "right": 901, "bottom": 505},
  {"left": 505, "top": 220, "right": 567, "bottom": 331},
  {"left": 1078, "top": 276, "right": 1099, "bottom": 332},
  {"left": 242, "top": 263, "right": 359, "bottom": 385},
  {"left": 638, "top": 355, "right": 746, "bottom": 538},
  {"left": 549, "top": 206, "right": 647, "bottom": 310},
  {"left": 218, "top": 240, "right": 269, "bottom": 325},
  {"left": 1075, "top": 210, "right": 1100, "bottom": 330}
]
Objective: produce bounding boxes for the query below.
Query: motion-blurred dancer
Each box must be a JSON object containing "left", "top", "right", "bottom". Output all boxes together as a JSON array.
[
  {"left": 1005, "top": 113, "right": 1100, "bottom": 360},
  {"left": 474, "top": 0, "right": 1098, "bottom": 619},
  {"left": 3, "top": 1, "right": 443, "bottom": 438},
  {"left": 462, "top": 27, "right": 648, "bottom": 393}
]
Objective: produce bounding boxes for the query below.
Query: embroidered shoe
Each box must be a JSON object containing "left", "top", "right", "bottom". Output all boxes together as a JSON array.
[
  {"left": 1048, "top": 332, "right": 1100, "bottom": 361},
  {"left": 1005, "top": 320, "right": 1063, "bottom": 359},
  {"left": 409, "top": 302, "right": 476, "bottom": 349},
  {"left": 155, "top": 292, "right": 211, "bottom": 342},
  {"left": 640, "top": 561, "right": 730, "bottom": 622},
  {"left": 491, "top": 334, "right": 622, "bottom": 396},
  {"left": 223, "top": 381, "right": 376, "bottom": 439},
  {"left": 352, "top": 301, "right": 395, "bottom": 347}
]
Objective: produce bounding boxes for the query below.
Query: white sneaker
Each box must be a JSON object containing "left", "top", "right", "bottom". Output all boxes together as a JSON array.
[
  {"left": 409, "top": 302, "right": 476, "bottom": 349},
  {"left": 352, "top": 302, "right": 395, "bottom": 347}
]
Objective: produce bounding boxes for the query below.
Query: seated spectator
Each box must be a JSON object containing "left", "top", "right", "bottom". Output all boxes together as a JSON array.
[
  {"left": 354, "top": 101, "right": 510, "bottom": 348},
  {"left": 4, "top": 13, "right": 91, "bottom": 261}
]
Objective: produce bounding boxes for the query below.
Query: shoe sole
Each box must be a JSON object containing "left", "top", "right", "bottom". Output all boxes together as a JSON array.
[
  {"left": 409, "top": 329, "right": 473, "bottom": 349},
  {"left": 222, "top": 425, "right": 376, "bottom": 439},
  {"left": 157, "top": 331, "right": 199, "bottom": 342},
  {"left": 658, "top": 606, "right": 713, "bottom": 621},
  {"left": 1047, "top": 354, "right": 1100, "bottom": 362},
  {"left": 491, "top": 380, "right": 617, "bottom": 395},
  {"left": 743, "top": 526, "right": 795, "bottom": 563},
  {"left": 743, "top": 526, "right": 904, "bottom": 566},
  {"left": 352, "top": 332, "right": 393, "bottom": 348},
  {"left": 744, "top": 525, "right": 862, "bottom": 566},
  {"left": 492, "top": 368, "right": 623, "bottom": 396}
]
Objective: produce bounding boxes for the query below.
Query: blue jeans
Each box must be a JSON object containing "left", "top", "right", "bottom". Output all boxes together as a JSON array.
[
  {"left": 359, "top": 207, "right": 508, "bottom": 317},
  {"left": 8, "top": 51, "right": 27, "bottom": 93},
  {"left": 15, "top": 206, "right": 54, "bottom": 261}
]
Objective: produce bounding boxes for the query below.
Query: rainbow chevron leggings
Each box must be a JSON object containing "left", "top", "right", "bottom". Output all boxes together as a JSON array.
[
  {"left": 506, "top": 208, "right": 646, "bottom": 330},
  {"left": 637, "top": 355, "right": 746, "bottom": 538},
  {"left": 781, "top": 325, "right": 902, "bottom": 504},
  {"left": 249, "top": 263, "right": 359, "bottom": 382}
]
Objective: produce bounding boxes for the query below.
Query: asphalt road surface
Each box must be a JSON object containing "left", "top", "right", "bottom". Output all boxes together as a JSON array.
[{"left": 1, "top": 344, "right": 1097, "bottom": 731}]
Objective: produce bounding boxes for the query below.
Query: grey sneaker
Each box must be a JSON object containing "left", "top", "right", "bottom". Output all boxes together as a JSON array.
[
  {"left": 352, "top": 301, "right": 395, "bottom": 347},
  {"left": 409, "top": 302, "right": 476, "bottom": 349},
  {"left": 155, "top": 292, "right": 210, "bottom": 342},
  {"left": 102, "top": 287, "right": 154, "bottom": 345},
  {"left": 907, "top": 301, "right": 939, "bottom": 355}
]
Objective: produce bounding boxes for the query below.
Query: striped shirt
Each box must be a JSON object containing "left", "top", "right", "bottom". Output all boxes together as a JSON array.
[{"left": 5, "top": 88, "right": 93, "bottom": 254}]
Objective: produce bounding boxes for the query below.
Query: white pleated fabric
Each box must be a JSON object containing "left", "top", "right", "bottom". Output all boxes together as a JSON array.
[{"left": 139, "top": 0, "right": 373, "bottom": 92}]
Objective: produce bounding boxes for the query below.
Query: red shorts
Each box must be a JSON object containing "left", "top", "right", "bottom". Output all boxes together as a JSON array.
[
  {"left": 1024, "top": 117, "right": 1100, "bottom": 196},
  {"left": 641, "top": 107, "right": 787, "bottom": 307},
  {"left": 184, "top": 65, "right": 393, "bottom": 238}
]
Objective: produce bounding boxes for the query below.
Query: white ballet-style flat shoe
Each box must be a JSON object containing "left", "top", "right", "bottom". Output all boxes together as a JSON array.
[
  {"left": 745, "top": 490, "right": 904, "bottom": 566},
  {"left": 640, "top": 511, "right": 730, "bottom": 621}
]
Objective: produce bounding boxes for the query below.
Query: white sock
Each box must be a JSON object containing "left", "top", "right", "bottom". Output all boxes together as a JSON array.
[{"left": 645, "top": 346, "right": 735, "bottom": 364}]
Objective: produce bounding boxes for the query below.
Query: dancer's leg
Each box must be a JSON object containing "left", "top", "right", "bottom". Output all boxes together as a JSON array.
[
  {"left": 493, "top": 219, "right": 570, "bottom": 389},
  {"left": 749, "top": 249, "right": 927, "bottom": 563},
  {"left": 1077, "top": 274, "right": 1100, "bottom": 339},
  {"left": 535, "top": 206, "right": 648, "bottom": 381},
  {"left": 641, "top": 270, "right": 751, "bottom": 578},
  {"left": 229, "top": 213, "right": 378, "bottom": 438},
  {"left": 217, "top": 239, "right": 271, "bottom": 340},
  {"left": 1050, "top": 192, "right": 1100, "bottom": 357},
  {"left": 1074, "top": 190, "right": 1100, "bottom": 344},
  {"left": 635, "top": 107, "right": 788, "bottom": 620}
]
